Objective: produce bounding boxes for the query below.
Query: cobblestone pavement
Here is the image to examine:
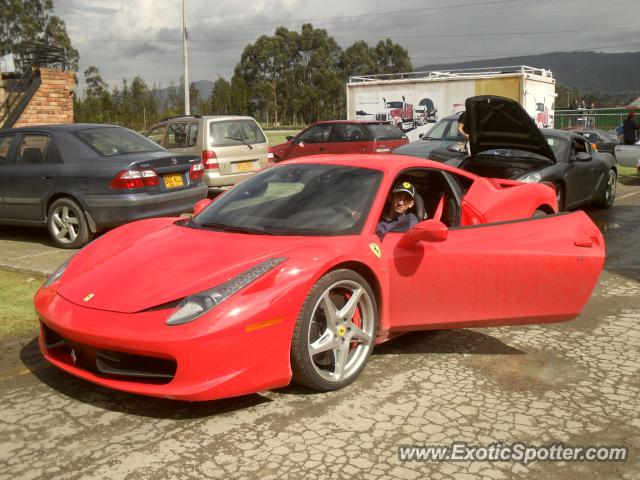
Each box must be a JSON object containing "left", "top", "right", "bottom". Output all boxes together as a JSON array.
[{"left": 1, "top": 183, "right": 639, "bottom": 479}]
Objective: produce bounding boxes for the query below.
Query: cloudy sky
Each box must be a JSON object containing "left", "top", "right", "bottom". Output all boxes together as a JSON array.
[{"left": 54, "top": 0, "right": 640, "bottom": 94}]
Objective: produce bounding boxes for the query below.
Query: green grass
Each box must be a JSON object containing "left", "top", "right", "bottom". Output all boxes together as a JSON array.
[
  {"left": 618, "top": 166, "right": 638, "bottom": 177},
  {"left": 264, "top": 129, "right": 300, "bottom": 146},
  {"left": 0, "top": 270, "right": 43, "bottom": 338}
]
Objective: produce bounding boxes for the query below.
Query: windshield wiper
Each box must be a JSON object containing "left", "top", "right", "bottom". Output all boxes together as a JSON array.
[
  {"left": 196, "top": 221, "right": 272, "bottom": 235},
  {"left": 225, "top": 136, "right": 253, "bottom": 149}
]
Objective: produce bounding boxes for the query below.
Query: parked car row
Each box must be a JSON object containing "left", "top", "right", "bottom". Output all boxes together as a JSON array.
[{"left": 0, "top": 96, "right": 625, "bottom": 249}]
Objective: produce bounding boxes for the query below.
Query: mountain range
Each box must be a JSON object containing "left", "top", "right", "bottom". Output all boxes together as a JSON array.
[
  {"left": 177, "top": 51, "right": 640, "bottom": 101},
  {"left": 417, "top": 51, "right": 640, "bottom": 93}
]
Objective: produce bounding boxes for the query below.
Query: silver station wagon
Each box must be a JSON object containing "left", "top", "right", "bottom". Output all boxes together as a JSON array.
[{"left": 146, "top": 115, "right": 270, "bottom": 190}]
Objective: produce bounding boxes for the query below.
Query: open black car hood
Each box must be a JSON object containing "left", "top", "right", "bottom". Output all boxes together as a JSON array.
[{"left": 466, "top": 96, "right": 556, "bottom": 162}]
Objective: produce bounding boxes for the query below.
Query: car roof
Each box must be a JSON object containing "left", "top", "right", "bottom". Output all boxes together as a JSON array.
[
  {"left": 156, "top": 115, "right": 257, "bottom": 123},
  {"left": 1, "top": 123, "right": 123, "bottom": 133},
  {"left": 309, "top": 120, "right": 394, "bottom": 126}
]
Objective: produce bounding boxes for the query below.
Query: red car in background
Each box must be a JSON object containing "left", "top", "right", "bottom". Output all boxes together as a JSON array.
[
  {"left": 35, "top": 154, "right": 604, "bottom": 401},
  {"left": 269, "top": 120, "right": 408, "bottom": 162}
]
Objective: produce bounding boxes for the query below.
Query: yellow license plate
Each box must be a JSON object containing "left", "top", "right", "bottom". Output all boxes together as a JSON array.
[
  {"left": 235, "top": 161, "right": 255, "bottom": 172},
  {"left": 164, "top": 173, "right": 184, "bottom": 188}
]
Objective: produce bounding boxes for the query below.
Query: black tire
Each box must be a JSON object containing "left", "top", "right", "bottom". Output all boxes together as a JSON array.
[
  {"left": 532, "top": 209, "right": 548, "bottom": 218},
  {"left": 594, "top": 169, "right": 617, "bottom": 209},
  {"left": 47, "top": 198, "right": 93, "bottom": 249},
  {"left": 291, "top": 269, "right": 378, "bottom": 391}
]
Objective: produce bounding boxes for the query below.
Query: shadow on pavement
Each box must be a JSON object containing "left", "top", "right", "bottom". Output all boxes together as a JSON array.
[
  {"left": 19, "top": 336, "right": 271, "bottom": 418},
  {"left": 373, "top": 328, "right": 525, "bottom": 356},
  {"left": 618, "top": 174, "right": 640, "bottom": 187},
  {"left": 0, "top": 225, "right": 56, "bottom": 247}
]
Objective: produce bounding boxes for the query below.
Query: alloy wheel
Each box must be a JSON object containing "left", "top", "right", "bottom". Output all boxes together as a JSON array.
[
  {"left": 50, "top": 205, "right": 80, "bottom": 244},
  {"left": 306, "top": 280, "right": 375, "bottom": 383}
]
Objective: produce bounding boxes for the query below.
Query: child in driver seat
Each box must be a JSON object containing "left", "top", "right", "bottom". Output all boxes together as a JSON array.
[{"left": 376, "top": 182, "right": 419, "bottom": 240}]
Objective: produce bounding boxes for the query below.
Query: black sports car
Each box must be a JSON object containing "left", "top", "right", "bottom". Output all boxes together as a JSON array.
[
  {"left": 396, "top": 96, "right": 617, "bottom": 211},
  {"left": 0, "top": 124, "right": 207, "bottom": 248}
]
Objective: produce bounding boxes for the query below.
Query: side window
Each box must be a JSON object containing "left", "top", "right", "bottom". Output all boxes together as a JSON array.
[
  {"left": 44, "top": 138, "right": 62, "bottom": 163},
  {"left": 0, "top": 134, "right": 16, "bottom": 164},
  {"left": 166, "top": 122, "right": 189, "bottom": 148},
  {"left": 146, "top": 125, "right": 166, "bottom": 145},
  {"left": 16, "top": 134, "right": 53, "bottom": 165},
  {"left": 331, "top": 124, "right": 367, "bottom": 142},
  {"left": 298, "top": 124, "right": 332, "bottom": 143},
  {"left": 331, "top": 124, "right": 349, "bottom": 142},
  {"left": 573, "top": 137, "right": 589, "bottom": 154},
  {"left": 187, "top": 122, "right": 199, "bottom": 147},
  {"left": 344, "top": 124, "right": 367, "bottom": 142}
]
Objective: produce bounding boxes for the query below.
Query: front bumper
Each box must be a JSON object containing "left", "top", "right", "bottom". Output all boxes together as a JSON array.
[
  {"left": 83, "top": 184, "right": 208, "bottom": 230},
  {"left": 35, "top": 288, "right": 292, "bottom": 401}
]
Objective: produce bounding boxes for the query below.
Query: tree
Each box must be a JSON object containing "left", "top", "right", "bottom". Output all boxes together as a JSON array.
[
  {"left": 84, "top": 66, "right": 107, "bottom": 97},
  {"left": 374, "top": 39, "right": 412, "bottom": 74},
  {"left": 341, "top": 41, "right": 379, "bottom": 78},
  {"left": 210, "top": 77, "right": 232, "bottom": 115},
  {"left": 0, "top": 0, "right": 79, "bottom": 70}
]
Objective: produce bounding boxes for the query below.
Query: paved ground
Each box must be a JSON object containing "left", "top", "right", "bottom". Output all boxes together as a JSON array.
[{"left": 0, "top": 180, "right": 639, "bottom": 479}]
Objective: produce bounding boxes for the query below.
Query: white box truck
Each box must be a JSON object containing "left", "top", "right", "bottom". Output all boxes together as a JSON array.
[{"left": 347, "top": 65, "right": 556, "bottom": 130}]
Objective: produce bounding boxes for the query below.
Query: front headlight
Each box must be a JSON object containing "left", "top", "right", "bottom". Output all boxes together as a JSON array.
[
  {"left": 43, "top": 257, "right": 73, "bottom": 289},
  {"left": 518, "top": 172, "right": 542, "bottom": 183},
  {"left": 166, "top": 257, "right": 287, "bottom": 326}
]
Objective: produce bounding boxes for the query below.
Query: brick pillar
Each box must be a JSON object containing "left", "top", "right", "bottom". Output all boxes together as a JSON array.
[{"left": 13, "top": 68, "right": 77, "bottom": 127}]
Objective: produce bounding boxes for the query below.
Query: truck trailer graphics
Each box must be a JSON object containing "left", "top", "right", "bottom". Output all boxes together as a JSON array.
[{"left": 347, "top": 66, "right": 556, "bottom": 131}]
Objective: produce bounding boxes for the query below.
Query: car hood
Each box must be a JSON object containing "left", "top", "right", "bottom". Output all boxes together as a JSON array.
[
  {"left": 466, "top": 96, "right": 556, "bottom": 162},
  {"left": 393, "top": 139, "right": 441, "bottom": 158},
  {"left": 56, "top": 218, "right": 313, "bottom": 314}
]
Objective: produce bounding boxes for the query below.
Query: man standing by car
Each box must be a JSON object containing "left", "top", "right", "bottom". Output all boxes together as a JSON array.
[
  {"left": 622, "top": 112, "right": 638, "bottom": 145},
  {"left": 376, "top": 182, "right": 419, "bottom": 240}
]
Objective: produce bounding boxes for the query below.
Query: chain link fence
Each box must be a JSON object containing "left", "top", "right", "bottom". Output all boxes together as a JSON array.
[{"left": 555, "top": 108, "right": 640, "bottom": 131}]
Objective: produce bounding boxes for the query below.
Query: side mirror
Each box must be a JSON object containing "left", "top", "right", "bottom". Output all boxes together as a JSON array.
[
  {"left": 418, "top": 133, "right": 424, "bottom": 139},
  {"left": 193, "top": 198, "right": 212, "bottom": 215},
  {"left": 286, "top": 136, "right": 294, "bottom": 142},
  {"left": 397, "top": 220, "right": 448, "bottom": 248},
  {"left": 574, "top": 152, "right": 591, "bottom": 162},
  {"left": 447, "top": 144, "right": 465, "bottom": 153}
]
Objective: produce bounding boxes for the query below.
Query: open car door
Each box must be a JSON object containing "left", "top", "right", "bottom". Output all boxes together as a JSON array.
[{"left": 384, "top": 211, "right": 604, "bottom": 330}]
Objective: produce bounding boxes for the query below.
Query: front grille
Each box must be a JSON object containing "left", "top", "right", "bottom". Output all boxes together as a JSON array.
[{"left": 42, "top": 323, "right": 176, "bottom": 384}]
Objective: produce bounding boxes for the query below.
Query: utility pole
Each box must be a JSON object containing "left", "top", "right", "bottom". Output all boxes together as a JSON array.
[{"left": 182, "top": 0, "right": 190, "bottom": 116}]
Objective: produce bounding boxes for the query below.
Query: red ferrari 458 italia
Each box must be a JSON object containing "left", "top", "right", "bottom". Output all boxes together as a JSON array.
[{"left": 35, "top": 154, "right": 604, "bottom": 401}]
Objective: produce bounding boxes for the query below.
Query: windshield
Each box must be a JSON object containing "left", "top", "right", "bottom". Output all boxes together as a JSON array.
[
  {"left": 209, "top": 119, "right": 267, "bottom": 147},
  {"left": 75, "top": 127, "right": 164, "bottom": 156},
  {"left": 423, "top": 119, "right": 457, "bottom": 141},
  {"left": 544, "top": 134, "right": 569, "bottom": 161},
  {"left": 193, "top": 164, "right": 383, "bottom": 236},
  {"left": 386, "top": 102, "right": 403, "bottom": 108}
]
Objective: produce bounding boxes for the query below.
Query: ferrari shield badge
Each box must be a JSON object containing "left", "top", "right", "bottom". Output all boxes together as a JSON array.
[
  {"left": 369, "top": 242, "right": 381, "bottom": 259},
  {"left": 83, "top": 293, "right": 95, "bottom": 302}
]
